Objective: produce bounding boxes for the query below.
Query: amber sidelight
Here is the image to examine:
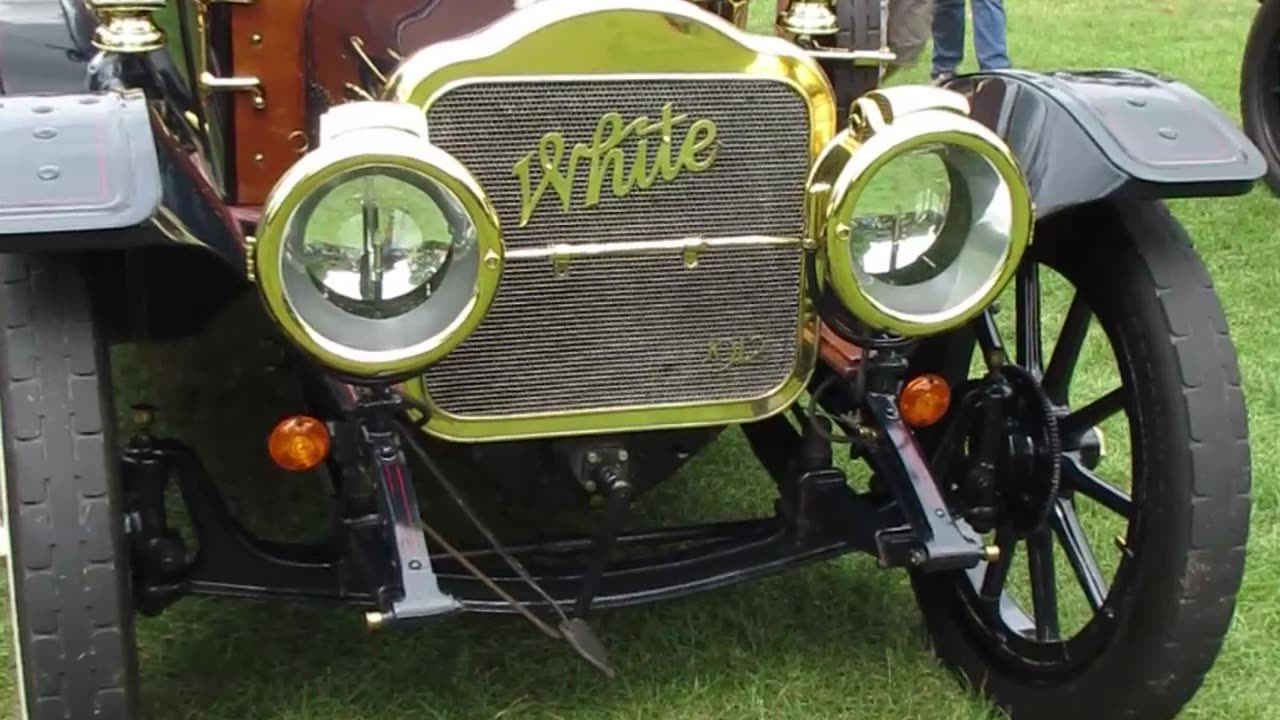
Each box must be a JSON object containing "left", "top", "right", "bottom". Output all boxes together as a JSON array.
[
  {"left": 268, "top": 416, "right": 331, "bottom": 471},
  {"left": 898, "top": 373, "right": 951, "bottom": 428}
]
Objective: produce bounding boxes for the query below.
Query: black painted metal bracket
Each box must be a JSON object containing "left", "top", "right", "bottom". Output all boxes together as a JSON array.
[
  {"left": 862, "top": 392, "right": 991, "bottom": 572},
  {"left": 124, "top": 438, "right": 373, "bottom": 613}
]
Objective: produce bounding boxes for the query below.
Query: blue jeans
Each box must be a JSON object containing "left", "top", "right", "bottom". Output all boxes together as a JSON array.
[{"left": 931, "top": 0, "right": 1011, "bottom": 75}]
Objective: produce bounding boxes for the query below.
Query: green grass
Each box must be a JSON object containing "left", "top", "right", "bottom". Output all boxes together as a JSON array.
[{"left": 5, "top": 0, "right": 1280, "bottom": 718}]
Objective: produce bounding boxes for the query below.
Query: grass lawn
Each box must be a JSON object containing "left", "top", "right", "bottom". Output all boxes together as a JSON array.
[{"left": 5, "top": 0, "right": 1280, "bottom": 718}]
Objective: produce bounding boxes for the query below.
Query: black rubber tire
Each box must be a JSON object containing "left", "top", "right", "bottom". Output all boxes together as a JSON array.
[
  {"left": 1241, "top": 0, "right": 1280, "bottom": 195},
  {"left": 912, "top": 201, "right": 1251, "bottom": 720},
  {"left": 822, "top": 0, "right": 882, "bottom": 126},
  {"left": 1, "top": 255, "right": 140, "bottom": 719}
]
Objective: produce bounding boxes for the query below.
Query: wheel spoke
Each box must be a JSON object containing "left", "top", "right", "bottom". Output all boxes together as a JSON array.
[
  {"left": 1015, "top": 261, "right": 1043, "bottom": 374},
  {"left": 1027, "top": 529, "right": 1060, "bottom": 641},
  {"left": 1041, "top": 292, "right": 1091, "bottom": 405},
  {"left": 1061, "top": 453, "right": 1133, "bottom": 518},
  {"left": 1051, "top": 498, "right": 1109, "bottom": 612},
  {"left": 974, "top": 309, "right": 1005, "bottom": 368},
  {"left": 1060, "top": 387, "right": 1125, "bottom": 438},
  {"left": 979, "top": 531, "right": 1018, "bottom": 600}
]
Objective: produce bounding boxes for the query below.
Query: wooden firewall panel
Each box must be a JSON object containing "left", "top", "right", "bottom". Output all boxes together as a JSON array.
[
  {"left": 229, "top": 0, "right": 309, "bottom": 205},
  {"left": 304, "top": 0, "right": 517, "bottom": 116}
]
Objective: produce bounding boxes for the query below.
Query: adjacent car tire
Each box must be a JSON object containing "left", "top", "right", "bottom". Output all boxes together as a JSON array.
[
  {"left": 822, "top": 0, "right": 883, "bottom": 126},
  {"left": 1241, "top": 0, "right": 1280, "bottom": 194},
  {"left": 1, "top": 255, "right": 140, "bottom": 719}
]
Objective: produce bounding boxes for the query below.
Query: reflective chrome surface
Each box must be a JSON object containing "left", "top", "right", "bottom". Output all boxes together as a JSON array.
[
  {"left": 848, "top": 147, "right": 951, "bottom": 278},
  {"left": 778, "top": 0, "right": 838, "bottom": 37},
  {"left": 844, "top": 142, "right": 1018, "bottom": 322},
  {"left": 294, "top": 171, "right": 464, "bottom": 319},
  {"left": 87, "top": 0, "right": 167, "bottom": 53}
]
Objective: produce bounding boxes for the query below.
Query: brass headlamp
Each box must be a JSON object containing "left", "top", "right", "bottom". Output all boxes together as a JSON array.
[
  {"left": 806, "top": 87, "right": 1034, "bottom": 336},
  {"left": 252, "top": 102, "right": 504, "bottom": 380},
  {"left": 778, "top": 0, "right": 839, "bottom": 37}
]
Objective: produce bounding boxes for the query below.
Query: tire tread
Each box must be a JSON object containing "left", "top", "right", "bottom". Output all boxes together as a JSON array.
[
  {"left": 1123, "top": 202, "right": 1250, "bottom": 717},
  {"left": 913, "top": 200, "right": 1251, "bottom": 720},
  {"left": 2, "top": 255, "right": 136, "bottom": 719}
]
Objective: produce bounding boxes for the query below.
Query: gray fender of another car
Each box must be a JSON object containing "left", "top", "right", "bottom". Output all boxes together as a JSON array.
[
  {"left": 0, "top": 90, "right": 246, "bottom": 269},
  {"left": 0, "top": 91, "right": 160, "bottom": 236},
  {"left": 944, "top": 68, "right": 1267, "bottom": 219}
]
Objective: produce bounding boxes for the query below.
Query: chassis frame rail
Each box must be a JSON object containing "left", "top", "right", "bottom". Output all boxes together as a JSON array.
[
  {"left": 124, "top": 437, "right": 887, "bottom": 615},
  {"left": 124, "top": 365, "right": 994, "bottom": 625}
]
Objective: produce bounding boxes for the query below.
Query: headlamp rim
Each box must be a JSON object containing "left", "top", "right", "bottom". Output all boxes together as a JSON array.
[
  {"left": 254, "top": 127, "right": 504, "bottom": 379},
  {"left": 820, "top": 109, "right": 1034, "bottom": 336}
]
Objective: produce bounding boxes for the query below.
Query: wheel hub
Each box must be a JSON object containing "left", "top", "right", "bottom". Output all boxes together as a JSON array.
[{"left": 951, "top": 365, "right": 1061, "bottom": 537}]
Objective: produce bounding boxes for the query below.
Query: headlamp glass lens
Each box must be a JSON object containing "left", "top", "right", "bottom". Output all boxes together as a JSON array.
[
  {"left": 850, "top": 146, "right": 953, "bottom": 283},
  {"left": 846, "top": 143, "right": 1014, "bottom": 321},
  {"left": 290, "top": 170, "right": 473, "bottom": 319}
]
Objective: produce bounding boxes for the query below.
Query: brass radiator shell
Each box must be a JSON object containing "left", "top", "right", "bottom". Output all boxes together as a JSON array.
[{"left": 389, "top": 0, "right": 837, "bottom": 441}]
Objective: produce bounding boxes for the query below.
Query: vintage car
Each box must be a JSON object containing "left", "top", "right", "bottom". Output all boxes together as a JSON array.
[
  {"left": 0, "top": 0, "right": 1266, "bottom": 718},
  {"left": 1243, "top": 0, "right": 1280, "bottom": 193}
]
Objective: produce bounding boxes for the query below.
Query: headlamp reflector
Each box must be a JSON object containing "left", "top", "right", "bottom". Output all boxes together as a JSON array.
[{"left": 290, "top": 170, "right": 463, "bottom": 320}]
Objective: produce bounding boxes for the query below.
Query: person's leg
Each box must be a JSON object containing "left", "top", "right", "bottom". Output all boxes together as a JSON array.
[
  {"left": 930, "top": 0, "right": 966, "bottom": 79},
  {"left": 970, "top": 0, "right": 1011, "bottom": 70},
  {"left": 883, "top": 0, "right": 934, "bottom": 80}
]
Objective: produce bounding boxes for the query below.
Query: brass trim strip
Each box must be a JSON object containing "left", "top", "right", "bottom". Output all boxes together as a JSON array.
[{"left": 505, "top": 235, "right": 800, "bottom": 262}]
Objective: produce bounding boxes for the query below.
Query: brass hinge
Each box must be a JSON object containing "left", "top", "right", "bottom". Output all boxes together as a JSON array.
[{"left": 199, "top": 71, "right": 265, "bottom": 110}]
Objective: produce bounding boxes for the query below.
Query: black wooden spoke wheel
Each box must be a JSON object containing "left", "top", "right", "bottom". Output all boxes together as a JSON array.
[
  {"left": 1, "top": 255, "right": 140, "bottom": 719},
  {"left": 911, "top": 201, "right": 1251, "bottom": 720},
  {"left": 1242, "top": 0, "right": 1280, "bottom": 194}
]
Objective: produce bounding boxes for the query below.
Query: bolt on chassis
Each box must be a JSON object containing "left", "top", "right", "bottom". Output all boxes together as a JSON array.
[{"left": 0, "top": 0, "right": 1266, "bottom": 718}]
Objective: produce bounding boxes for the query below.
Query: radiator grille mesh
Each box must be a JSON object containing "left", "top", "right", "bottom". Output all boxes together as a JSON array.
[{"left": 421, "top": 78, "right": 812, "bottom": 419}]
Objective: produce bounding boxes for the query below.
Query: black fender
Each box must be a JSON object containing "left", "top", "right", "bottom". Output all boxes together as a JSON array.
[
  {"left": 944, "top": 68, "right": 1267, "bottom": 218},
  {"left": 0, "top": 90, "right": 246, "bottom": 271}
]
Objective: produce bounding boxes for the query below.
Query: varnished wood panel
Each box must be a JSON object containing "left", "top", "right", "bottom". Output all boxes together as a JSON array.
[
  {"left": 235, "top": 0, "right": 780, "bottom": 204},
  {"left": 305, "top": 0, "right": 516, "bottom": 108},
  {"left": 230, "top": 0, "right": 309, "bottom": 204}
]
